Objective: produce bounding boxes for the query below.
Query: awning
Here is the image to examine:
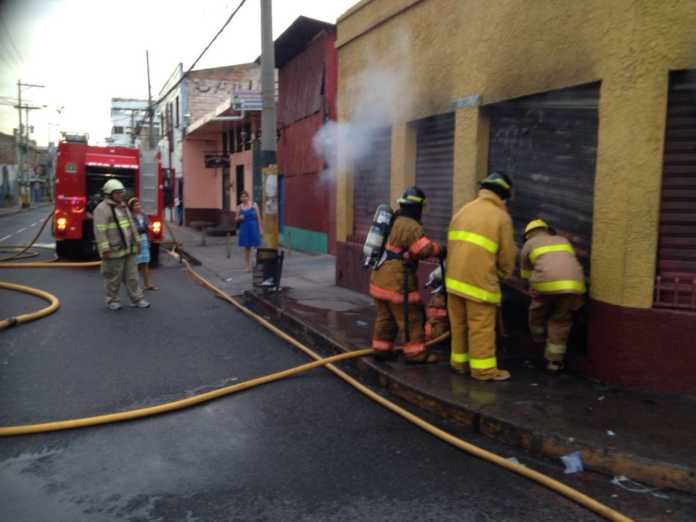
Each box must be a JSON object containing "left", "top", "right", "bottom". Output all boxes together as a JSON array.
[{"left": 85, "top": 152, "right": 138, "bottom": 169}]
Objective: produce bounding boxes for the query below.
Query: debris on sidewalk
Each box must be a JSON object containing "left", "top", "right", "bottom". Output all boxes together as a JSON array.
[
  {"left": 612, "top": 476, "right": 670, "bottom": 500},
  {"left": 607, "top": 430, "right": 616, "bottom": 437},
  {"left": 507, "top": 457, "right": 524, "bottom": 466},
  {"left": 561, "top": 451, "right": 584, "bottom": 474}
]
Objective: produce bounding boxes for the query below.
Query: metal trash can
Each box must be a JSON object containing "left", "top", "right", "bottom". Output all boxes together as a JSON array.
[{"left": 253, "top": 248, "right": 284, "bottom": 290}]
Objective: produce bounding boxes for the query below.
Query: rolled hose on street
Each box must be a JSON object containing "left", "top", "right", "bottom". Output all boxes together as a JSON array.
[
  {"left": 0, "top": 240, "right": 634, "bottom": 521},
  {"left": 0, "top": 210, "right": 102, "bottom": 269}
]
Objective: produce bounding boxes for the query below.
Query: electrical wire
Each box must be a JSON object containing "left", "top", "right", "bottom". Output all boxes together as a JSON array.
[{"left": 151, "top": 0, "right": 248, "bottom": 110}]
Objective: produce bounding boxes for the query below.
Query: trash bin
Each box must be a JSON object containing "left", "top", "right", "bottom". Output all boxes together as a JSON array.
[{"left": 253, "top": 248, "right": 284, "bottom": 290}]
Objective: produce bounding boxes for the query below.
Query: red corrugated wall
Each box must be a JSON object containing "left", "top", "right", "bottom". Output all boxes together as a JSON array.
[{"left": 277, "top": 29, "right": 337, "bottom": 254}]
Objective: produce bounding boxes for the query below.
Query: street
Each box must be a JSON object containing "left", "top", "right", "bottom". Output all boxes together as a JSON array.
[{"left": 2, "top": 207, "right": 694, "bottom": 522}]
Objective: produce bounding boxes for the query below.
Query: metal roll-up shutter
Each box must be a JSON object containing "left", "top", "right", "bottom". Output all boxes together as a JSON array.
[
  {"left": 655, "top": 70, "right": 696, "bottom": 310},
  {"left": 351, "top": 127, "right": 392, "bottom": 242},
  {"left": 415, "top": 113, "right": 454, "bottom": 244},
  {"left": 488, "top": 83, "right": 600, "bottom": 273}
]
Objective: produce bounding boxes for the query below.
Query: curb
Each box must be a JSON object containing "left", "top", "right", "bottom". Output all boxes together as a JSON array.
[
  {"left": 245, "top": 289, "right": 696, "bottom": 494},
  {"left": 0, "top": 203, "right": 53, "bottom": 219}
]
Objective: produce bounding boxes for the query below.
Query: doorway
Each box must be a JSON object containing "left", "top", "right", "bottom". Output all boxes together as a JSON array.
[
  {"left": 222, "top": 166, "right": 230, "bottom": 211},
  {"left": 236, "top": 164, "right": 245, "bottom": 205}
]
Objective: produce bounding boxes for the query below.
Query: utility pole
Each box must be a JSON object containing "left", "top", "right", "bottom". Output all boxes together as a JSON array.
[
  {"left": 146, "top": 50, "right": 154, "bottom": 149},
  {"left": 15, "top": 81, "right": 23, "bottom": 206},
  {"left": 15, "top": 81, "right": 46, "bottom": 207},
  {"left": 260, "top": 0, "right": 278, "bottom": 249}
]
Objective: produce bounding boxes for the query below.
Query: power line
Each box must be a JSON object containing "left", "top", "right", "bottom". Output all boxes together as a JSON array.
[{"left": 151, "top": 0, "right": 248, "bottom": 110}]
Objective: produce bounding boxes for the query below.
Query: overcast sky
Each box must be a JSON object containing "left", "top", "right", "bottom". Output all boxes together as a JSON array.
[{"left": 0, "top": 0, "right": 357, "bottom": 147}]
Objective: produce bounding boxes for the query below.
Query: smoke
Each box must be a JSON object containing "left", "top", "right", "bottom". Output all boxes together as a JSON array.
[{"left": 313, "top": 34, "right": 414, "bottom": 184}]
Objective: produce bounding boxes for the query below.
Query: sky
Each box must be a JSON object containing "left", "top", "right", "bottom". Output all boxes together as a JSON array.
[{"left": 0, "top": 0, "right": 358, "bottom": 147}]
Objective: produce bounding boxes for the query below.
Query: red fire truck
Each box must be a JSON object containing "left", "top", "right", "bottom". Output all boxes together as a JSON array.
[{"left": 53, "top": 137, "right": 164, "bottom": 262}]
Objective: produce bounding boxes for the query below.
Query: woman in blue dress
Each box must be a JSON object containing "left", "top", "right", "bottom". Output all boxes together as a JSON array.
[
  {"left": 236, "top": 191, "right": 263, "bottom": 271},
  {"left": 128, "top": 197, "right": 158, "bottom": 290}
]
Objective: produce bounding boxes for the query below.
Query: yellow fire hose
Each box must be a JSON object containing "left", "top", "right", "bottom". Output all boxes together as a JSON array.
[
  {"left": 0, "top": 227, "right": 634, "bottom": 521},
  {"left": 0, "top": 281, "right": 61, "bottom": 330}
]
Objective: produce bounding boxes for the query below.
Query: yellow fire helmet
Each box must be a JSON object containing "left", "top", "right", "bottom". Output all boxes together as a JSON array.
[
  {"left": 524, "top": 219, "right": 550, "bottom": 237},
  {"left": 103, "top": 179, "right": 125, "bottom": 195}
]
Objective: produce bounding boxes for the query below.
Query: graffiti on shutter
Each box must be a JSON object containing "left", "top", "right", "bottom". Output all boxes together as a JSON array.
[
  {"left": 351, "top": 127, "right": 392, "bottom": 242},
  {"left": 655, "top": 70, "right": 696, "bottom": 310},
  {"left": 415, "top": 113, "right": 454, "bottom": 244},
  {"left": 488, "top": 83, "right": 600, "bottom": 275}
]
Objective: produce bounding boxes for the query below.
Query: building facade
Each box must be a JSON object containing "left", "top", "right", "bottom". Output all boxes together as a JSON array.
[
  {"left": 0, "top": 131, "right": 18, "bottom": 206},
  {"left": 182, "top": 94, "right": 262, "bottom": 226},
  {"left": 276, "top": 17, "right": 338, "bottom": 255},
  {"left": 335, "top": 0, "right": 696, "bottom": 392},
  {"left": 110, "top": 98, "right": 152, "bottom": 147},
  {"left": 155, "top": 63, "right": 261, "bottom": 223}
]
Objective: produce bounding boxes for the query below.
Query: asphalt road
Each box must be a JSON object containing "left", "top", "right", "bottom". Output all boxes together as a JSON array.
[{"left": 1, "top": 206, "right": 692, "bottom": 522}]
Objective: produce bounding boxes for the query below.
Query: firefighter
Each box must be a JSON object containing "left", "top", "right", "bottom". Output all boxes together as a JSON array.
[
  {"left": 424, "top": 266, "right": 450, "bottom": 343},
  {"left": 520, "top": 219, "right": 586, "bottom": 372},
  {"left": 93, "top": 179, "right": 150, "bottom": 311},
  {"left": 370, "top": 186, "right": 443, "bottom": 363},
  {"left": 446, "top": 172, "right": 517, "bottom": 381}
]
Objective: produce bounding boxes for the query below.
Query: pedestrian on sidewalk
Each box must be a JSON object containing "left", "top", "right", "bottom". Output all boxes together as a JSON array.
[
  {"left": 236, "top": 191, "right": 262, "bottom": 272},
  {"left": 93, "top": 180, "right": 150, "bottom": 311},
  {"left": 128, "top": 197, "right": 159, "bottom": 291},
  {"left": 446, "top": 172, "right": 517, "bottom": 381},
  {"left": 369, "top": 186, "right": 444, "bottom": 363},
  {"left": 520, "top": 219, "right": 586, "bottom": 372}
]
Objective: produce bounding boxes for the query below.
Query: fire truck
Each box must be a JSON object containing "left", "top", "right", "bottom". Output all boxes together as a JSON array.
[{"left": 53, "top": 136, "right": 164, "bottom": 262}]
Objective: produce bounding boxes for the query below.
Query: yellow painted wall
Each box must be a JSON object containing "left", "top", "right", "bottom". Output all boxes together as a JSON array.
[{"left": 336, "top": 0, "right": 696, "bottom": 308}]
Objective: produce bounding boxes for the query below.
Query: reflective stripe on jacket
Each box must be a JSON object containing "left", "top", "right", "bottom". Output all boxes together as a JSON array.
[
  {"left": 370, "top": 215, "right": 440, "bottom": 304},
  {"left": 445, "top": 189, "right": 517, "bottom": 305},
  {"left": 520, "top": 231, "right": 586, "bottom": 294},
  {"left": 93, "top": 198, "right": 139, "bottom": 258}
]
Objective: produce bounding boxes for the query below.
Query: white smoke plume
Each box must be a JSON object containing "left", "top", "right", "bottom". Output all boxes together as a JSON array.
[{"left": 313, "top": 34, "right": 414, "bottom": 183}]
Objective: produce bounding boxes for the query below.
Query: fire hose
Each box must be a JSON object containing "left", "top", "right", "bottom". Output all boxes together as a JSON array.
[{"left": 0, "top": 220, "right": 634, "bottom": 522}]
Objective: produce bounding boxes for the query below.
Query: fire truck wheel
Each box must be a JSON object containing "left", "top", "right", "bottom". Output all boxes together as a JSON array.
[
  {"left": 149, "top": 242, "right": 160, "bottom": 268},
  {"left": 55, "top": 240, "right": 75, "bottom": 260}
]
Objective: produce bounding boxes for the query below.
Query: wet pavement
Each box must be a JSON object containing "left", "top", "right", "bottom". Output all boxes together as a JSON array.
[
  {"left": 248, "top": 280, "right": 696, "bottom": 495},
  {"left": 162, "top": 221, "right": 696, "bottom": 495},
  {"left": 3, "top": 208, "right": 672, "bottom": 521}
]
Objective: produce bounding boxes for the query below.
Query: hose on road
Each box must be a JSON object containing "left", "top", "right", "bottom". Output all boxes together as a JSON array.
[
  {"left": 0, "top": 210, "right": 102, "bottom": 269},
  {"left": 0, "top": 210, "right": 100, "bottom": 326},
  {"left": 0, "top": 222, "right": 634, "bottom": 522},
  {"left": 0, "top": 281, "right": 60, "bottom": 331}
]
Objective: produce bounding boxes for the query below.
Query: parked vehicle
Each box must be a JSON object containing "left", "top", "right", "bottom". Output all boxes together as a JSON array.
[{"left": 53, "top": 137, "right": 164, "bottom": 262}]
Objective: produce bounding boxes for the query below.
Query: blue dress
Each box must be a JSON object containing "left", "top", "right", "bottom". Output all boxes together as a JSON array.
[
  {"left": 134, "top": 214, "right": 151, "bottom": 265},
  {"left": 238, "top": 205, "right": 261, "bottom": 247}
]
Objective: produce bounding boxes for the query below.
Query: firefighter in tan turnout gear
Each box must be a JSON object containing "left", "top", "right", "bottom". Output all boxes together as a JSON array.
[
  {"left": 446, "top": 172, "right": 517, "bottom": 381},
  {"left": 93, "top": 179, "right": 150, "bottom": 311},
  {"left": 520, "top": 219, "right": 586, "bottom": 372},
  {"left": 370, "top": 187, "right": 443, "bottom": 363}
]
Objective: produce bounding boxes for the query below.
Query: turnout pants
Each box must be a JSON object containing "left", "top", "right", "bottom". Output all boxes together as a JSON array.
[
  {"left": 101, "top": 254, "right": 143, "bottom": 305},
  {"left": 372, "top": 299, "right": 427, "bottom": 359},
  {"left": 528, "top": 294, "right": 583, "bottom": 363},
  {"left": 447, "top": 293, "right": 499, "bottom": 378}
]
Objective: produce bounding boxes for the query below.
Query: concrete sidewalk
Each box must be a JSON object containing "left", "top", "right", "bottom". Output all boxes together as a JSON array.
[{"left": 169, "top": 222, "right": 696, "bottom": 494}]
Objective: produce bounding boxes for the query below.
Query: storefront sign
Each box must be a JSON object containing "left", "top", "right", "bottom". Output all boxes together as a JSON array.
[{"left": 204, "top": 154, "right": 230, "bottom": 168}]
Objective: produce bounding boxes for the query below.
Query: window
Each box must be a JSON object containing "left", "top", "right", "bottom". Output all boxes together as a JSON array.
[
  {"left": 112, "top": 126, "right": 124, "bottom": 134},
  {"left": 175, "top": 96, "right": 180, "bottom": 128}
]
